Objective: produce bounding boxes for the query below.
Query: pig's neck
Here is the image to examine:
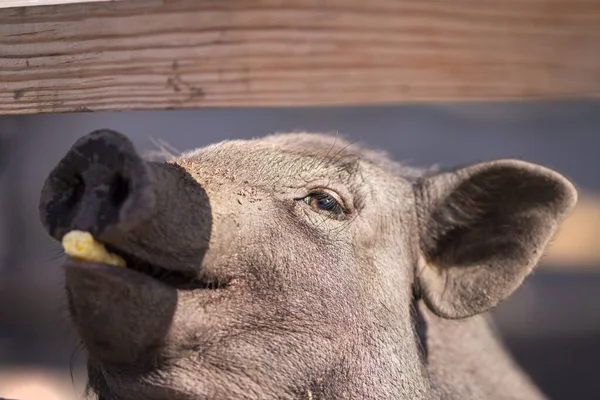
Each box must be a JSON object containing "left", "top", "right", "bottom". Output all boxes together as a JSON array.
[{"left": 415, "top": 300, "right": 548, "bottom": 400}]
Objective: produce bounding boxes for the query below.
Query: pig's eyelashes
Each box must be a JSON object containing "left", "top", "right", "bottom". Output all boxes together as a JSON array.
[{"left": 299, "top": 190, "right": 347, "bottom": 219}]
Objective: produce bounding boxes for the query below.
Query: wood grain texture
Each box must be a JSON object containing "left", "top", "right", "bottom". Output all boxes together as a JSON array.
[
  {"left": 1, "top": 0, "right": 600, "bottom": 114},
  {"left": 0, "top": 0, "right": 114, "bottom": 9}
]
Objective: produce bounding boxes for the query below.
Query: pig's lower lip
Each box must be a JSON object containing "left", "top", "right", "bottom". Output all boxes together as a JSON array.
[{"left": 63, "top": 258, "right": 180, "bottom": 367}]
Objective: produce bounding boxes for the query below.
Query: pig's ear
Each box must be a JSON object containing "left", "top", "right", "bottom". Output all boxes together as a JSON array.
[{"left": 413, "top": 159, "right": 577, "bottom": 319}]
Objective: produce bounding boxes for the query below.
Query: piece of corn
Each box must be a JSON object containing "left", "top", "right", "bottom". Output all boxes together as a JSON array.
[{"left": 62, "top": 230, "right": 126, "bottom": 267}]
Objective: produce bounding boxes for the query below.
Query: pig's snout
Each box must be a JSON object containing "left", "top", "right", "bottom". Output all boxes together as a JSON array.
[
  {"left": 39, "top": 129, "right": 156, "bottom": 239},
  {"left": 39, "top": 129, "right": 215, "bottom": 367},
  {"left": 40, "top": 129, "right": 212, "bottom": 273}
]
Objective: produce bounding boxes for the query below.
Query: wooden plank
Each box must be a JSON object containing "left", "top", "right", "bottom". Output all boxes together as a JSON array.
[
  {"left": 1, "top": 0, "right": 600, "bottom": 114},
  {"left": 0, "top": 367, "right": 84, "bottom": 400},
  {"left": 0, "top": 0, "right": 114, "bottom": 9}
]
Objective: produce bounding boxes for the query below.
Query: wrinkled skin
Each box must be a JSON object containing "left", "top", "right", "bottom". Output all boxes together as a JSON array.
[{"left": 39, "top": 130, "right": 577, "bottom": 400}]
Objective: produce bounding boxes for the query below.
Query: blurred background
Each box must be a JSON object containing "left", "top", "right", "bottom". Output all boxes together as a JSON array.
[{"left": 1, "top": 101, "right": 599, "bottom": 399}]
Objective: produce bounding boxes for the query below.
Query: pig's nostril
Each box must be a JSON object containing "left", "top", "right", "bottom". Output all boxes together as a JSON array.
[
  {"left": 110, "top": 175, "right": 129, "bottom": 207},
  {"left": 65, "top": 175, "right": 85, "bottom": 209},
  {"left": 40, "top": 130, "right": 158, "bottom": 239}
]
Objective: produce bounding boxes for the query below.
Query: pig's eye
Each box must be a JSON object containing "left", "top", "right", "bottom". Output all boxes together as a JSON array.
[{"left": 301, "top": 190, "right": 346, "bottom": 218}]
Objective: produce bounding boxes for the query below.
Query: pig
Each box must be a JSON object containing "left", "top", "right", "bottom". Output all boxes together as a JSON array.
[{"left": 38, "top": 130, "right": 577, "bottom": 400}]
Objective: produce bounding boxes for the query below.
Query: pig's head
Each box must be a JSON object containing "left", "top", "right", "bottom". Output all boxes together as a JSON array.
[{"left": 39, "top": 130, "right": 577, "bottom": 400}]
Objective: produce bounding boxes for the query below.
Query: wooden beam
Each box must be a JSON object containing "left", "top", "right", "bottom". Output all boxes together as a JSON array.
[
  {"left": 1, "top": 0, "right": 600, "bottom": 114},
  {"left": 0, "top": 0, "right": 113, "bottom": 9}
]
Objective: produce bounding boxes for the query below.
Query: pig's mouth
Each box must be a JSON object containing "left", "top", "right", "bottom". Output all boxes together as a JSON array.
[{"left": 73, "top": 243, "right": 227, "bottom": 291}]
